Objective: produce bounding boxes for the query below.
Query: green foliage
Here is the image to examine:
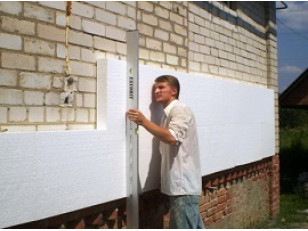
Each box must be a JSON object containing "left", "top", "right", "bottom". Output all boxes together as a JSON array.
[
  {"left": 280, "top": 108, "right": 308, "bottom": 130},
  {"left": 279, "top": 108, "right": 308, "bottom": 193}
]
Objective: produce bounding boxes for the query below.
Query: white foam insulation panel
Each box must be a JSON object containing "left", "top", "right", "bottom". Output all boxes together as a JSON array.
[{"left": 0, "top": 59, "right": 275, "bottom": 228}]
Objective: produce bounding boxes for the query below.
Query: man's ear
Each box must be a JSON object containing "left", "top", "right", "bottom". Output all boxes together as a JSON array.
[{"left": 171, "top": 87, "right": 178, "bottom": 98}]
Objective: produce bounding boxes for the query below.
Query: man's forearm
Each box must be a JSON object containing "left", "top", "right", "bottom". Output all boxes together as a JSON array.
[
  {"left": 127, "top": 108, "right": 176, "bottom": 145},
  {"left": 142, "top": 119, "right": 176, "bottom": 145}
]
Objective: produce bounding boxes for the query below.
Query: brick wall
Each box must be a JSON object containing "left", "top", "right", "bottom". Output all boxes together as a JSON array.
[
  {"left": 0, "top": 1, "right": 135, "bottom": 132},
  {"left": 11, "top": 156, "right": 279, "bottom": 229},
  {"left": 1, "top": 1, "right": 279, "bottom": 228},
  {"left": 0, "top": 1, "right": 278, "bottom": 137}
]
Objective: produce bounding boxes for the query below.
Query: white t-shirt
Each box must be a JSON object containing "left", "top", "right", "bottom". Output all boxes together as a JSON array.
[{"left": 159, "top": 100, "right": 202, "bottom": 196}]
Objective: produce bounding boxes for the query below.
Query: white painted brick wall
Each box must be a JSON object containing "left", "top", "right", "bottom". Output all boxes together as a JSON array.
[
  {"left": 106, "top": 26, "right": 126, "bottom": 42},
  {"left": 38, "top": 24, "right": 65, "bottom": 42},
  {"left": 140, "top": 48, "right": 149, "bottom": 59},
  {"left": 166, "top": 54, "right": 179, "bottom": 65},
  {"left": 170, "top": 34, "right": 183, "bottom": 45},
  {"left": 56, "top": 12, "right": 81, "bottom": 30},
  {"left": 118, "top": 16, "right": 136, "bottom": 30},
  {"left": 163, "top": 43, "right": 177, "bottom": 54},
  {"left": 174, "top": 24, "right": 187, "bottom": 36},
  {"left": 78, "top": 78, "right": 96, "bottom": 93},
  {"left": 0, "top": 2, "right": 22, "bottom": 15},
  {"left": 72, "top": 2, "right": 94, "bottom": 18},
  {"left": 46, "top": 107, "right": 61, "bottom": 122},
  {"left": 0, "top": 108, "right": 7, "bottom": 123},
  {"left": 81, "top": 48, "right": 96, "bottom": 63},
  {"left": 95, "top": 8, "right": 117, "bottom": 25},
  {"left": 24, "top": 91, "right": 44, "bottom": 105},
  {"left": 0, "top": 69, "right": 18, "bottom": 87},
  {"left": 24, "top": 3, "right": 55, "bottom": 23},
  {"left": 37, "top": 124, "right": 67, "bottom": 131},
  {"left": 159, "top": 19, "right": 172, "bottom": 31},
  {"left": 94, "top": 37, "right": 116, "bottom": 52},
  {"left": 70, "top": 61, "right": 95, "bottom": 77},
  {"left": 9, "top": 107, "right": 27, "bottom": 122},
  {"left": 0, "top": 33, "right": 22, "bottom": 50},
  {"left": 45, "top": 92, "right": 60, "bottom": 106},
  {"left": 150, "top": 51, "right": 165, "bottom": 62},
  {"left": 106, "top": 1, "right": 126, "bottom": 15},
  {"left": 138, "top": 1, "right": 154, "bottom": 12},
  {"left": 57, "top": 44, "right": 80, "bottom": 60},
  {"left": 20, "top": 72, "right": 52, "bottom": 90},
  {"left": 39, "top": 1, "right": 66, "bottom": 11},
  {"left": 76, "top": 108, "right": 89, "bottom": 122},
  {"left": 53, "top": 76, "right": 64, "bottom": 89},
  {"left": 116, "top": 42, "right": 127, "bottom": 55},
  {"left": 178, "top": 47, "right": 187, "bottom": 57},
  {"left": 38, "top": 57, "right": 65, "bottom": 74},
  {"left": 1, "top": 16, "right": 35, "bottom": 35},
  {"left": 127, "top": 6, "right": 136, "bottom": 19},
  {"left": 67, "top": 124, "right": 95, "bottom": 130},
  {"left": 84, "top": 93, "right": 96, "bottom": 108},
  {"left": 154, "top": 29, "right": 169, "bottom": 41},
  {"left": 82, "top": 19, "right": 105, "bottom": 36},
  {"left": 146, "top": 38, "right": 162, "bottom": 50},
  {"left": 89, "top": 108, "right": 96, "bottom": 122},
  {"left": 1, "top": 52, "right": 35, "bottom": 71},
  {"left": 75, "top": 93, "right": 83, "bottom": 107},
  {"left": 155, "top": 6, "right": 169, "bottom": 19},
  {"left": 24, "top": 37, "right": 55, "bottom": 56},
  {"left": 142, "top": 13, "right": 158, "bottom": 26},
  {"left": 189, "top": 61, "right": 200, "bottom": 72},
  {"left": 61, "top": 108, "right": 75, "bottom": 122},
  {"left": 0, "top": 89, "right": 23, "bottom": 105},
  {"left": 28, "top": 107, "right": 44, "bottom": 122},
  {"left": 170, "top": 12, "right": 183, "bottom": 25},
  {"left": 2, "top": 125, "right": 35, "bottom": 132},
  {"left": 88, "top": 1, "right": 105, "bottom": 9},
  {"left": 138, "top": 23, "right": 154, "bottom": 37},
  {"left": 0, "top": 1, "right": 277, "bottom": 134},
  {"left": 69, "top": 30, "right": 92, "bottom": 48}
]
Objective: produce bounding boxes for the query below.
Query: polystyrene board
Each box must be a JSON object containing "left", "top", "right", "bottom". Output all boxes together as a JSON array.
[
  {"left": 0, "top": 59, "right": 127, "bottom": 228},
  {"left": 0, "top": 59, "right": 275, "bottom": 227},
  {"left": 137, "top": 62, "right": 275, "bottom": 192}
]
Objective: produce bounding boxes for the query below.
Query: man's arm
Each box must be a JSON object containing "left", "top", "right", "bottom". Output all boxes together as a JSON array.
[{"left": 127, "top": 108, "right": 177, "bottom": 145}]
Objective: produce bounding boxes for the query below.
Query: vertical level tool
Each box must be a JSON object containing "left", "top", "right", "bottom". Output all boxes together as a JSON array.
[{"left": 126, "top": 30, "right": 139, "bottom": 229}]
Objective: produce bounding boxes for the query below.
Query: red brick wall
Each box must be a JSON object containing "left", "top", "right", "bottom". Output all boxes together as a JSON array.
[{"left": 11, "top": 156, "right": 279, "bottom": 229}]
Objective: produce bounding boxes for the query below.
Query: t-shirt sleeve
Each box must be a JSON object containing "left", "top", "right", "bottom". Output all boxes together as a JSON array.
[{"left": 168, "top": 105, "right": 191, "bottom": 145}]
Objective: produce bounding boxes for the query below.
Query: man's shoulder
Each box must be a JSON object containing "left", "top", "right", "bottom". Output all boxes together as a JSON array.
[{"left": 170, "top": 101, "right": 193, "bottom": 115}]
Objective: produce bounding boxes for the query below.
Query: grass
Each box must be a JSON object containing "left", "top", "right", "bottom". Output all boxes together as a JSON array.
[
  {"left": 266, "top": 193, "right": 308, "bottom": 229},
  {"left": 264, "top": 128, "right": 308, "bottom": 228},
  {"left": 271, "top": 110, "right": 308, "bottom": 228}
]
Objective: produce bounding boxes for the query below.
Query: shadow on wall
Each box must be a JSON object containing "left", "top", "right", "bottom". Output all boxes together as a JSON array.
[
  {"left": 140, "top": 85, "right": 170, "bottom": 228},
  {"left": 143, "top": 84, "right": 164, "bottom": 192}
]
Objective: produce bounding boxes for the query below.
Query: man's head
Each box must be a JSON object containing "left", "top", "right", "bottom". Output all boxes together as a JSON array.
[{"left": 154, "top": 75, "right": 180, "bottom": 107}]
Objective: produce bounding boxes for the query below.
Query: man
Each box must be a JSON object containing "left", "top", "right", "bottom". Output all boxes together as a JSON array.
[{"left": 127, "top": 75, "right": 204, "bottom": 229}]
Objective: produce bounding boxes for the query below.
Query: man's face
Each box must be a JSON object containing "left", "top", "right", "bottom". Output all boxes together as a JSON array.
[{"left": 154, "top": 81, "right": 177, "bottom": 105}]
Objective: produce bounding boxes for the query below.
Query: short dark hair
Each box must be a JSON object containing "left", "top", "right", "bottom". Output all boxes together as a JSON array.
[{"left": 155, "top": 75, "right": 180, "bottom": 99}]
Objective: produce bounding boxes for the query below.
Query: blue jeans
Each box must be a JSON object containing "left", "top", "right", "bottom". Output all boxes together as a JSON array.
[{"left": 169, "top": 195, "right": 205, "bottom": 229}]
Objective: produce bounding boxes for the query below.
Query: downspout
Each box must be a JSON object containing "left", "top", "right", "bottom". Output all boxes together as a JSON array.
[{"left": 276, "top": 1, "right": 288, "bottom": 10}]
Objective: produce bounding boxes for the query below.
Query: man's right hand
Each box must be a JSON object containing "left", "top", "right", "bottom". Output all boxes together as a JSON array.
[{"left": 126, "top": 108, "right": 146, "bottom": 125}]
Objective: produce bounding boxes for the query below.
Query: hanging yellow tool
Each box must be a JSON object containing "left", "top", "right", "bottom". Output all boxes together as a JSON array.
[{"left": 61, "top": 1, "right": 74, "bottom": 106}]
